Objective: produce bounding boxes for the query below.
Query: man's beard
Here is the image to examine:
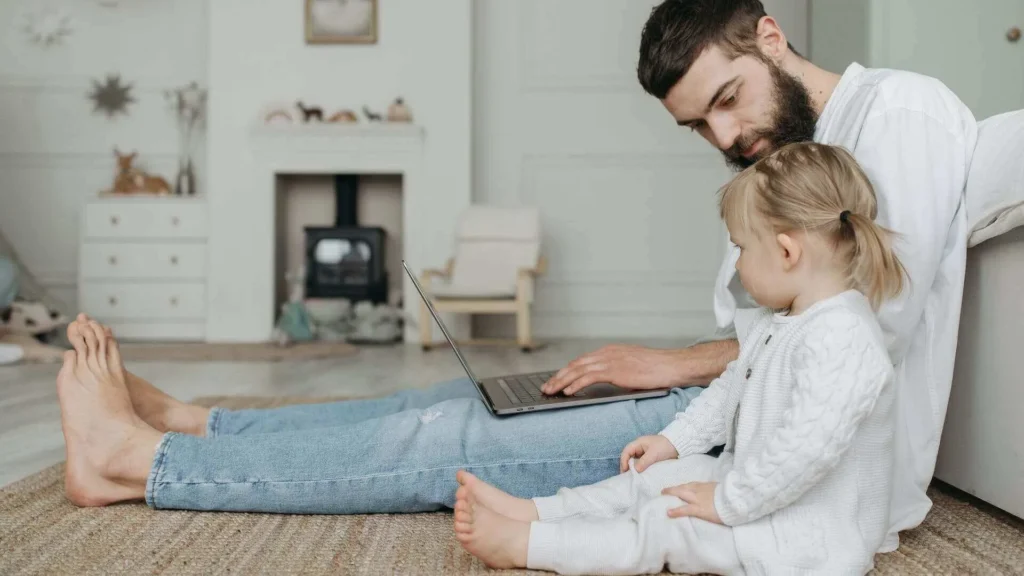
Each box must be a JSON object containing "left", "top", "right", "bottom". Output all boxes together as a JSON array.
[{"left": 722, "top": 62, "right": 819, "bottom": 171}]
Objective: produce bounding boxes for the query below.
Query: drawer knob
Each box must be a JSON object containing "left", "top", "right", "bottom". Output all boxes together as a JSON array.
[
  {"left": 170, "top": 297, "right": 179, "bottom": 307},
  {"left": 170, "top": 255, "right": 179, "bottom": 266},
  {"left": 108, "top": 256, "right": 117, "bottom": 266},
  {"left": 108, "top": 296, "right": 118, "bottom": 306},
  {"left": 1009, "top": 26, "right": 1022, "bottom": 43},
  {"left": 171, "top": 216, "right": 180, "bottom": 227},
  {"left": 110, "top": 216, "right": 120, "bottom": 226}
]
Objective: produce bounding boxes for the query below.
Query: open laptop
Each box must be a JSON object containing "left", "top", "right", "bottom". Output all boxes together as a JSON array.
[{"left": 403, "top": 260, "right": 670, "bottom": 415}]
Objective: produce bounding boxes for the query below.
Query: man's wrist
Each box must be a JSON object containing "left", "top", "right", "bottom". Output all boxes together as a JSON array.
[{"left": 667, "top": 339, "right": 739, "bottom": 387}]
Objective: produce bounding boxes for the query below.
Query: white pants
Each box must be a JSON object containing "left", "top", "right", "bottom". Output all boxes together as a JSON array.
[{"left": 526, "top": 454, "right": 742, "bottom": 576}]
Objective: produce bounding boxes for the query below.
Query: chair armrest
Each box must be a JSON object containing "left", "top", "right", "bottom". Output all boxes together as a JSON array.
[
  {"left": 422, "top": 258, "right": 454, "bottom": 280},
  {"left": 517, "top": 255, "right": 547, "bottom": 278}
]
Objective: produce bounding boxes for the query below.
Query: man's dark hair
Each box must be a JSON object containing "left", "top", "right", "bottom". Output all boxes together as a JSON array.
[{"left": 637, "top": 0, "right": 799, "bottom": 99}]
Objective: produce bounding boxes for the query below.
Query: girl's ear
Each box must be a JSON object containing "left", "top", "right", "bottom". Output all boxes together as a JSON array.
[{"left": 775, "top": 232, "right": 802, "bottom": 271}]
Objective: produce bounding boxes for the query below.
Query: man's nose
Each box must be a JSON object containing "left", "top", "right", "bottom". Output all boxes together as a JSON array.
[{"left": 708, "top": 117, "right": 741, "bottom": 151}]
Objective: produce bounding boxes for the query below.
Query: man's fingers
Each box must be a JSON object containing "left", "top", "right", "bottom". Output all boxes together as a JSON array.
[
  {"left": 544, "top": 357, "right": 600, "bottom": 393},
  {"left": 563, "top": 364, "right": 610, "bottom": 395}
]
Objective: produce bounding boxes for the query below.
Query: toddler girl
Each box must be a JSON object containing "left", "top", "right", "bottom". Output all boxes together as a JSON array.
[{"left": 451, "top": 142, "right": 907, "bottom": 575}]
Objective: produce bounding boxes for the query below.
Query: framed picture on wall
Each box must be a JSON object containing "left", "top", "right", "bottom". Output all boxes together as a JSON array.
[{"left": 305, "top": 0, "right": 378, "bottom": 44}]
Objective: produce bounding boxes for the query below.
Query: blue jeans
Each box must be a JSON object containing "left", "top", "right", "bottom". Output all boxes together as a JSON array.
[{"left": 144, "top": 379, "right": 703, "bottom": 514}]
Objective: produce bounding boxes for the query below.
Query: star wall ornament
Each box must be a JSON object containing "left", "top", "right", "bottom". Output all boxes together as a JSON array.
[
  {"left": 88, "top": 74, "right": 136, "bottom": 119},
  {"left": 21, "top": 9, "right": 73, "bottom": 46}
]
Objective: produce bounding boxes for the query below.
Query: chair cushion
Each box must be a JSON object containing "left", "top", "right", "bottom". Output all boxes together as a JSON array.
[{"left": 448, "top": 206, "right": 541, "bottom": 295}]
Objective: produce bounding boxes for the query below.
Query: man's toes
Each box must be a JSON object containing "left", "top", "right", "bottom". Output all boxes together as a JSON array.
[
  {"left": 106, "top": 333, "right": 123, "bottom": 371},
  {"left": 68, "top": 321, "right": 87, "bottom": 357},
  {"left": 87, "top": 322, "right": 109, "bottom": 370},
  {"left": 58, "top": 351, "right": 76, "bottom": 380}
]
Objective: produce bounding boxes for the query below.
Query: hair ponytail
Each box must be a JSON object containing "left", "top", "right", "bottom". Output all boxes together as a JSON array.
[
  {"left": 842, "top": 212, "right": 907, "bottom": 310},
  {"left": 719, "top": 142, "right": 909, "bottom": 310}
]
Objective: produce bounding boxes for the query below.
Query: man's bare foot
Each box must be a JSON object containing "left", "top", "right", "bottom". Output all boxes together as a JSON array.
[
  {"left": 69, "top": 314, "right": 209, "bottom": 436},
  {"left": 454, "top": 488, "right": 530, "bottom": 569},
  {"left": 58, "top": 318, "right": 162, "bottom": 506},
  {"left": 456, "top": 470, "right": 539, "bottom": 522}
]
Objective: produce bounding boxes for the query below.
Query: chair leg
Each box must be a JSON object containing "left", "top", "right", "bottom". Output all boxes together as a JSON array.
[
  {"left": 420, "top": 298, "right": 433, "bottom": 350},
  {"left": 516, "top": 299, "right": 534, "bottom": 352}
]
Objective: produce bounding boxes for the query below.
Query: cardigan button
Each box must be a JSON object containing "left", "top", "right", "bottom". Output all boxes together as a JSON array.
[
  {"left": 745, "top": 368, "right": 752, "bottom": 379},
  {"left": 765, "top": 334, "right": 772, "bottom": 345}
]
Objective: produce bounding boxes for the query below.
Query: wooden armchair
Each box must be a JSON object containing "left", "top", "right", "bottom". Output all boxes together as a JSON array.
[{"left": 419, "top": 206, "right": 546, "bottom": 351}]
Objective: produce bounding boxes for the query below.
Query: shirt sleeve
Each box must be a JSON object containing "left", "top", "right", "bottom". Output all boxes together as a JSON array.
[
  {"left": 851, "top": 107, "right": 970, "bottom": 361},
  {"left": 713, "top": 312, "right": 893, "bottom": 526},
  {"left": 659, "top": 358, "right": 741, "bottom": 458}
]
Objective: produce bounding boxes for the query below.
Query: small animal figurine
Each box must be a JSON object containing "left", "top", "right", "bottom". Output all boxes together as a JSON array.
[
  {"left": 363, "top": 106, "right": 383, "bottom": 122},
  {"left": 111, "top": 149, "right": 171, "bottom": 195},
  {"left": 264, "top": 109, "right": 293, "bottom": 124},
  {"left": 386, "top": 97, "right": 413, "bottom": 122},
  {"left": 328, "top": 109, "right": 359, "bottom": 123},
  {"left": 296, "top": 101, "right": 324, "bottom": 122}
]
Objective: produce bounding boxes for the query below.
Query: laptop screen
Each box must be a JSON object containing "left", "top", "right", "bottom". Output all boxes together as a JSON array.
[{"left": 402, "top": 260, "right": 481, "bottom": 384}]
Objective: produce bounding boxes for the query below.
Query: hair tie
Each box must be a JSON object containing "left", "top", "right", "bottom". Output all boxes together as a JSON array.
[{"left": 839, "top": 210, "right": 851, "bottom": 224}]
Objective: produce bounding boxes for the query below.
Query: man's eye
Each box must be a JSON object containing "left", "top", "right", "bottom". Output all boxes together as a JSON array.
[{"left": 722, "top": 95, "right": 737, "bottom": 107}]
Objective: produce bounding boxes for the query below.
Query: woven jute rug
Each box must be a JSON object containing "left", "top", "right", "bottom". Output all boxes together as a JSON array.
[
  {"left": 2, "top": 396, "right": 1023, "bottom": 575},
  {"left": 118, "top": 341, "right": 359, "bottom": 363}
]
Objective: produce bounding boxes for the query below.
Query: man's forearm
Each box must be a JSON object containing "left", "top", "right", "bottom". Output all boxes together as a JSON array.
[{"left": 670, "top": 339, "right": 739, "bottom": 387}]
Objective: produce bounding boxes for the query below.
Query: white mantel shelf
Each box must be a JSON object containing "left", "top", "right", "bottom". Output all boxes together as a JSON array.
[{"left": 251, "top": 123, "right": 424, "bottom": 150}]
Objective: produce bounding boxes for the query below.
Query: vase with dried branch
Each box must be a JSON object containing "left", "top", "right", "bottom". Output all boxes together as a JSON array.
[{"left": 164, "top": 81, "right": 207, "bottom": 196}]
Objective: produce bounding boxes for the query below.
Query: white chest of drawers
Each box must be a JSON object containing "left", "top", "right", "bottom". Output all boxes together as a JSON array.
[{"left": 78, "top": 197, "right": 209, "bottom": 341}]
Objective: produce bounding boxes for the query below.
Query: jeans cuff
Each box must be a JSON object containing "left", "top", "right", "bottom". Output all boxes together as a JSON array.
[
  {"left": 206, "top": 407, "right": 225, "bottom": 437},
  {"left": 144, "top": 432, "right": 176, "bottom": 508}
]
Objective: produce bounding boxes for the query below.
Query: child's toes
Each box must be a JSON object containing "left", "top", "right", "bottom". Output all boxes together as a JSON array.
[{"left": 454, "top": 522, "right": 473, "bottom": 536}]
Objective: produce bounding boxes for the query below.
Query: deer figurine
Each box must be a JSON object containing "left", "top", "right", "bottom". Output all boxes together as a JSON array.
[{"left": 111, "top": 149, "right": 171, "bottom": 195}]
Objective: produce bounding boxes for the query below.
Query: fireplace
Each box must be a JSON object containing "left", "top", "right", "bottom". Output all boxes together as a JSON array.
[{"left": 304, "top": 175, "right": 389, "bottom": 303}]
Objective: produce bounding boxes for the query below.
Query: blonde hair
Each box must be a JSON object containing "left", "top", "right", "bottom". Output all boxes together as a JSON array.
[{"left": 719, "top": 142, "right": 907, "bottom": 310}]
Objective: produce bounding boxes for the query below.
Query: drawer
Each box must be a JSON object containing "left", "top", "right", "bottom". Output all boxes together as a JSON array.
[
  {"left": 80, "top": 243, "right": 207, "bottom": 280},
  {"left": 83, "top": 201, "right": 207, "bottom": 239},
  {"left": 79, "top": 282, "right": 206, "bottom": 320}
]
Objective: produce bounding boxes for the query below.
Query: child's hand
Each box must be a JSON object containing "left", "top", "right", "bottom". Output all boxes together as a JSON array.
[
  {"left": 619, "top": 435, "right": 678, "bottom": 473},
  {"left": 662, "top": 482, "right": 723, "bottom": 525}
]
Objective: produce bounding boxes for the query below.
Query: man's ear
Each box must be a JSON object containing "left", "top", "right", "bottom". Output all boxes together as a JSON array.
[
  {"left": 775, "top": 232, "right": 802, "bottom": 271},
  {"left": 755, "top": 16, "right": 788, "bottom": 62}
]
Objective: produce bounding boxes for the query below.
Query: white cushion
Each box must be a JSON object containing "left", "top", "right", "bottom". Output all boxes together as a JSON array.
[
  {"left": 443, "top": 206, "right": 541, "bottom": 297},
  {"left": 966, "top": 109, "right": 1024, "bottom": 247}
]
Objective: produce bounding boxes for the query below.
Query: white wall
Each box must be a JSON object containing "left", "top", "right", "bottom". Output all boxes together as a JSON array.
[
  {"left": 0, "top": 0, "right": 207, "bottom": 310},
  {"left": 471, "top": 0, "right": 808, "bottom": 340},
  {"left": 206, "top": 0, "right": 472, "bottom": 341}
]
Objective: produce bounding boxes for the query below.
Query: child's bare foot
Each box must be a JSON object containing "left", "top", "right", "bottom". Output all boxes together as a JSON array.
[
  {"left": 69, "top": 315, "right": 209, "bottom": 436},
  {"left": 454, "top": 486, "right": 530, "bottom": 569},
  {"left": 456, "top": 470, "right": 539, "bottom": 522},
  {"left": 58, "top": 318, "right": 162, "bottom": 506}
]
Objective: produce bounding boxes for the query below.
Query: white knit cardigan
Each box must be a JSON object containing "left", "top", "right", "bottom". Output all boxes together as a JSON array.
[{"left": 661, "top": 290, "right": 895, "bottom": 575}]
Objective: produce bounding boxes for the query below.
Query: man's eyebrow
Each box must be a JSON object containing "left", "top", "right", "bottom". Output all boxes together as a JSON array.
[{"left": 676, "top": 77, "right": 740, "bottom": 126}]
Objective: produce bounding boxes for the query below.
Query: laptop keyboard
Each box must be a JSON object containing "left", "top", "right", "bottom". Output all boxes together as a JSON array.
[{"left": 498, "top": 371, "right": 586, "bottom": 405}]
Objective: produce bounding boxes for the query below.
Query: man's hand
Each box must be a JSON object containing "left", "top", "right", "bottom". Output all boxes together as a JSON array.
[
  {"left": 541, "top": 345, "right": 680, "bottom": 395},
  {"left": 619, "top": 435, "right": 678, "bottom": 473},
  {"left": 662, "top": 482, "right": 723, "bottom": 524}
]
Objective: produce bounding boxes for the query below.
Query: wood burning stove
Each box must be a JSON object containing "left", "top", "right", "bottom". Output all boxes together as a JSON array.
[{"left": 304, "top": 175, "right": 388, "bottom": 303}]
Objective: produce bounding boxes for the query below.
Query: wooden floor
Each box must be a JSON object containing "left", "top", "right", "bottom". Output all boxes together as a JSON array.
[{"left": 0, "top": 337, "right": 685, "bottom": 487}]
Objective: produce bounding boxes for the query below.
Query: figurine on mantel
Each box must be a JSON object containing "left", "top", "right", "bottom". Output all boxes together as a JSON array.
[
  {"left": 386, "top": 97, "right": 413, "bottom": 122},
  {"left": 363, "top": 105, "right": 383, "bottom": 122}
]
